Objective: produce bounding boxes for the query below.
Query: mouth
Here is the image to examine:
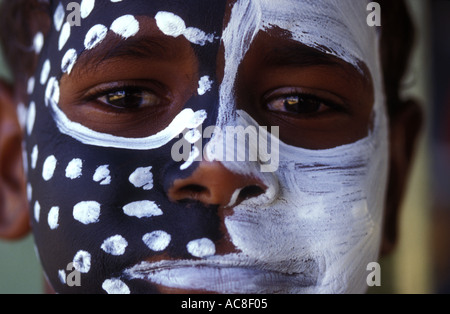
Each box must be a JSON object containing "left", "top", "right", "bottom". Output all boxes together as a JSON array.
[{"left": 123, "top": 255, "right": 320, "bottom": 294}]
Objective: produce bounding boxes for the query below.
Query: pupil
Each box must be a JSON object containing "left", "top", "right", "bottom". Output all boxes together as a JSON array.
[
  {"left": 107, "top": 91, "right": 141, "bottom": 108},
  {"left": 283, "top": 96, "right": 321, "bottom": 114}
]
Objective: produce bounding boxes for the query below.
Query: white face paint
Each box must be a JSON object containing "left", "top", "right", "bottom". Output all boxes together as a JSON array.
[
  {"left": 126, "top": 0, "right": 388, "bottom": 294},
  {"left": 31, "top": 0, "right": 388, "bottom": 294}
]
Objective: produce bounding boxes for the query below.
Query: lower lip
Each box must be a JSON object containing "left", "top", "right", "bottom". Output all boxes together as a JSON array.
[{"left": 127, "top": 265, "right": 317, "bottom": 294}]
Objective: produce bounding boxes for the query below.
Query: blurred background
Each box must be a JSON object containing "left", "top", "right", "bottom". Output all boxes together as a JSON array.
[{"left": 0, "top": 0, "right": 449, "bottom": 294}]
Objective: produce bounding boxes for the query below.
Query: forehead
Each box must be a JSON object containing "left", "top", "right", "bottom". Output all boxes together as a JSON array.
[{"left": 51, "top": 0, "right": 373, "bottom": 65}]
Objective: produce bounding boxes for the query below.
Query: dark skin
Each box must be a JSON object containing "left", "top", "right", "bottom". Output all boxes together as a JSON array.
[{"left": 0, "top": 1, "right": 423, "bottom": 293}]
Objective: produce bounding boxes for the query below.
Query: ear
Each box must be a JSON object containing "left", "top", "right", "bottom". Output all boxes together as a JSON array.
[
  {"left": 381, "top": 98, "right": 423, "bottom": 256},
  {"left": 0, "top": 80, "right": 30, "bottom": 239}
]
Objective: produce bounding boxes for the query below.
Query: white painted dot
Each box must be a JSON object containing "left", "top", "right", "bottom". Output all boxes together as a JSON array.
[
  {"left": 80, "top": 0, "right": 95, "bottom": 19},
  {"left": 42, "top": 155, "right": 57, "bottom": 181},
  {"left": 110, "top": 15, "right": 140, "bottom": 39},
  {"left": 184, "top": 27, "right": 215, "bottom": 46},
  {"left": 31, "top": 145, "right": 39, "bottom": 169},
  {"left": 65, "top": 158, "right": 83, "bottom": 179},
  {"left": 16, "top": 102, "right": 27, "bottom": 130},
  {"left": 34, "top": 201, "right": 41, "bottom": 223},
  {"left": 58, "top": 22, "right": 71, "bottom": 51},
  {"left": 93, "top": 165, "right": 111, "bottom": 185},
  {"left": 27, "top": 183, "right": 32, "bottom": 202},
  {"left": 53, "top": 2, "right": 65, "bottom": 31},
  {"left": 155, "top": 11, "right": 186, "bottom": 38},
  {"left": 102, "top": 278, "right": 130, "bottom": 294},
  {"left": 101, "top": 235, "right": 128, "bottom": 256},
  {"left": 27, "top": 77, "right": 35, "bottom": 95},
  {"left": 40, "top": 59, "right": 51, "bottom": 85},
  {"left": 84, "top": 24, "right": 108, "bottom": 50},
  {"left": 48, "top": 206, "right": 60, "bottom": 230},
  {"left": 110, "top": 0, "right": 123, "bottom": 2},
  {"left": 123, "top": 201, "right": 163, "bottom": 219},
  {"left": 33, "top": 32, "right": 44, "bottom": 54},
  {"left": 45, "top": 77, "right": 60, "bottom": 107},
  {"left": 129, "top": 166, "right": 153, "bottom": 190},
  {"left": 197, "top": 76, "right": 213, "bottom": 95},
  {"left": 61, "top": 49, "right": 78, "bottom": 74},
  {"left": 73, "top": 201, "right": 101, "bottom": 225},
  {"left": 143, "top": 231, "right": 171, "bottom": 252},
  {"left": 187, "top": 238, "right": 216, "bottom": 258},
  {"left": 26, "top": 101, "right": 36, "bottom": 135},
  {"left": 73, "top": 250, "right": 91, "bottom": 273}
]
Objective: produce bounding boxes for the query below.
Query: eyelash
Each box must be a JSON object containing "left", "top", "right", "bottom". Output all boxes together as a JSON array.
[
  {"left": 264, "top": 90, "right": 346, "bottom": 117},
  {"left": 85, "top": 83, "right": 165, "bottom": 112}
]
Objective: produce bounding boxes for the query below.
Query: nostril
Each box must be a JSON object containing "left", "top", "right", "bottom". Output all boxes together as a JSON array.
[
  {"left": 173, "top": 184, "right": 209, "bottom": 203},
  {"left": 179, "top": 184, "right": 208, "bottom": 194},
  {"left": 238, "top": 185, "right": 265, "bottom": 201}
]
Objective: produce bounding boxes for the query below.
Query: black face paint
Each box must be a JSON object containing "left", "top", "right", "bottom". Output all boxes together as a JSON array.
[{"left": 27, "top": 0, "right": 228, "bottom": 294}]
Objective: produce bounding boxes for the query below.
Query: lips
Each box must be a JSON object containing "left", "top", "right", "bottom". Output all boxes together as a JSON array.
[{"left": 123, "top": 255, "right": 320, "bottom": 294}]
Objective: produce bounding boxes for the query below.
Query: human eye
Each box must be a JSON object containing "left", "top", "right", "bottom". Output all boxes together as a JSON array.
[
  {"left": 264, "top": 87, "right": 347, "bottom": 117},
  {"left": 85, "top": 81, "right": 167, "bottom": 112}
]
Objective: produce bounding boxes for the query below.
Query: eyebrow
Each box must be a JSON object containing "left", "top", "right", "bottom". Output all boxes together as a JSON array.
[
  {"left": 264, "top": 43, "right": 341, "bottom": 68},
  {"left": 263, "top": 42, "right": 369, "bottom": 83},
  {"left": 72, "top": 35, "right": 179, "bottom": 76}
]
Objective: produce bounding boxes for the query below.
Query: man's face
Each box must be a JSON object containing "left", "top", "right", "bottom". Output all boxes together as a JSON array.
[{"left": 25, "top": 0, "right": 388, "bottom": 293}]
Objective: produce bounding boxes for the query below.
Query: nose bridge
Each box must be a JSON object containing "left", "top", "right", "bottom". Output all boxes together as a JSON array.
[{"left": 167, "top": 160, "right": 267, "bottom": 207}]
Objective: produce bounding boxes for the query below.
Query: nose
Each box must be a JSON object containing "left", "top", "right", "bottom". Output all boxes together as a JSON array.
[{"left": 167, "top": 161, "right": 267, "bottom": 207}]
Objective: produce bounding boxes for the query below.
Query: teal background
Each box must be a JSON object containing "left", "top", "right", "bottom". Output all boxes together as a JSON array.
[{"left": 0, "top": 2, "right": 44, "bottom": 293}]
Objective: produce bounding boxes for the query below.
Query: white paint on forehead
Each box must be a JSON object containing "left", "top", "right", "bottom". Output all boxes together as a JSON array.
[
  {"left": 101, "top": 235, "right": 128, "bottom": 256},
  {"left": 42, "top": 155, "right": 57, "bottom": 181},
  {"left": 102, "top": 278, "right": 130, "bottom": 294},
  {"left": 80, "top": 0, "right": 95, "bottom": 19},
  {"left": 110, "top": 15, "right": 140, "bottom": 39},
  {"left": 73, "top": 250, "right": 91, "bottom": 273},
  {"left": 73, "top": 201, "right": 101, "bottom": 225},
  {"left": 47, "top": 206, "right": 60, "bottom": 230},
  {"left": 217, "top": 0, "right": 379, "bottom": 128},
  {"left": 59, "top": 22, "right": 71, "bottom": 51},
  {"left": 123, "top": 201, "right": 163, "bottom": 219},
  {"left": 93, "top": 165, "right": 111, "bottom": 185},
  {"left": 84, "top": 24, "right": 108, "bottom": 50},
  {"left": 186, "top": 238, "right": 216, "bottom": 258},
  {"left": 155, "top": 11, "right": 216, "bottom": 46},
  {"left": 142, "top": 231, "right": 171, "bottom": 252},
  {"left": 129, "top": 166, "right": 153, "bottom": 190}
]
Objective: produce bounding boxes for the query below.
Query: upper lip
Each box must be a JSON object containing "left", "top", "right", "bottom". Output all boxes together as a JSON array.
[{"left": 123, "top": 254, "right": 320, "bottom": 293}]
